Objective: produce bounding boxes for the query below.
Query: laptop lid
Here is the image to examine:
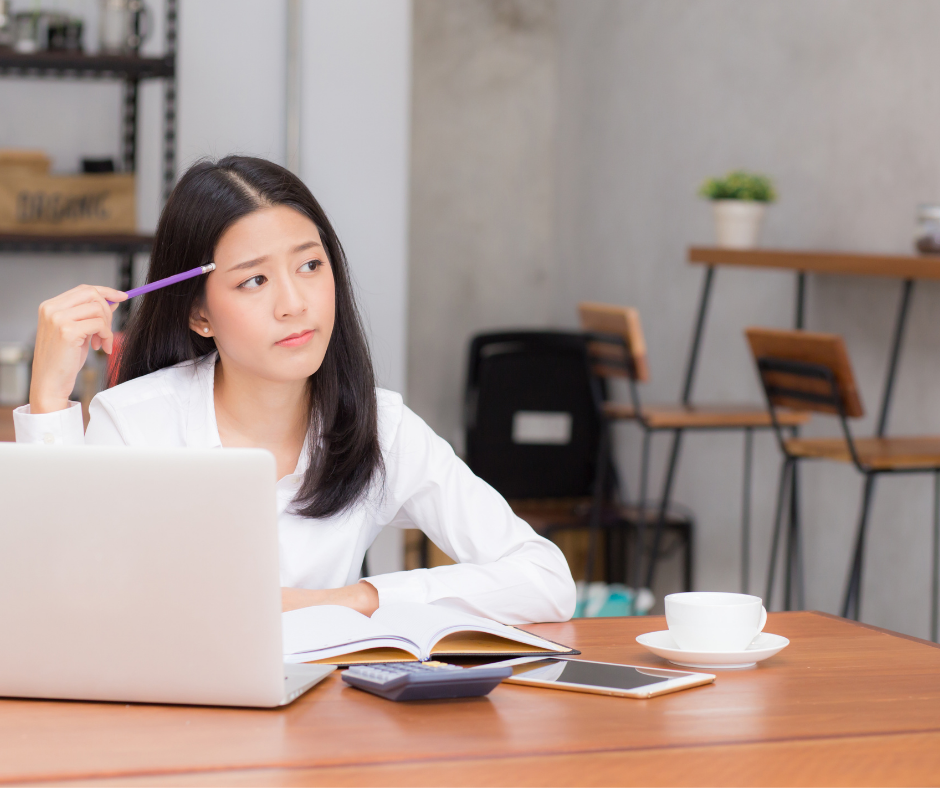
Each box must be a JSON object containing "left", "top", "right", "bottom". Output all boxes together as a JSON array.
[{"left": 0, "top": 444, "right": 285, "bottom": 707}]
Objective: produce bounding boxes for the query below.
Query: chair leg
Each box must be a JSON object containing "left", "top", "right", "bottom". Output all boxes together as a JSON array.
[
  {"left": 766, "top": 457, "right": 793, "bottom": 610},
  {"left": 842, "top": 474, "right": 877, "bottom": 621},
  {"left": 684, "top": 523, "right": 694, "bottom": 592},
  {"left": 584, "top": 422, "right": 611, "bottom": 585},
  {"left": 784, "top": 461, "right": 805, "bottom": 611},
  {"left": 644, "top": 429, "right": 685, "bottom": 590},
  {"left": 741, "top": 427, "right": 754, "bottom": 594},
  {"left": 932, "top": 471, "right": 939, "bottom": 643},
  {"left": 629, "top": 430, "right": 652, "bottom": 601}
]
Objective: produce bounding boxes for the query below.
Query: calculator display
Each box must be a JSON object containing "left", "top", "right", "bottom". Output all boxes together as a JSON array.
[{"left": 510, "top": 659, "right": 690, "bottom": 691}]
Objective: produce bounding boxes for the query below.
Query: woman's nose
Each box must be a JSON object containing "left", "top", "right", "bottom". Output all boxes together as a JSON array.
[{"left": 274, "top": 277, "right": 306, "bottom": 317}]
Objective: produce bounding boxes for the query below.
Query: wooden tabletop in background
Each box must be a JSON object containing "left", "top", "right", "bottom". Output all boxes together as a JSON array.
[
  {"left": 688, "top": 246, "right": 940, "bottom": 280},
  {"left": 1, "top": 612, "right": 939, "bottom": 786}
]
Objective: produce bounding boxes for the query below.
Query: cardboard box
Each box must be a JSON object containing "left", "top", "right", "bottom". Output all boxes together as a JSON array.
[
  {"left": 0, "top": 149, "right": 51, "bottom": 175},
  {"left": 0, "top": 170, "right": 136, "bottom": 234}
]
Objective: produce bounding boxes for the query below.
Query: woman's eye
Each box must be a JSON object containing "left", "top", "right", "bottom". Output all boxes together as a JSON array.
[
  {"left": 238, "top": 274, "right": 267, "bottom": 289},
  {"left": 300, "top": 259, "right": 323, "bottom": 273}
]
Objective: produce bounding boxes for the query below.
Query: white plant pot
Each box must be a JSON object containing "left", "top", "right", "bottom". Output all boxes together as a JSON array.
[{"left": 712, "top": 200, "right": 766, "bottom": 249}]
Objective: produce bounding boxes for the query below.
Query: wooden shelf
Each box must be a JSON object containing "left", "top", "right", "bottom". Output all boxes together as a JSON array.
[
  {"left": 0, "top": 49, "right": 174, "bottom": 79},
  {"left": 0, "top": 233, "right": 154, "bottom": 254},
  {"left": 0, "top": 407, "right": 13, "bottom": 442},
  {"left": 689, "top": 246, "right": 940, "bottom": 280}
]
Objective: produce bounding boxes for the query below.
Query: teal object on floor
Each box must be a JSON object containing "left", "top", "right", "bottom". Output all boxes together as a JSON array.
[{"left": 595, "top": 584, "right": 634, "bottom": 617}]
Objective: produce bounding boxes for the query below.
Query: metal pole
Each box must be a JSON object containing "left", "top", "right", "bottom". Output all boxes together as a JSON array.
[
  {"left": 795, "top": 272, "right": 806, "bottom": 329},
  {"left": 630, "top": 430, "right": 652, "bottom": 599},
  {"left": 933, "top": 471, "right": 939, "bottom": 642},
  {"left": 876, "top": 279, "right": 914, "bottom": 437},
  {"left": 766, "top": 458, "right": 792, "bottom": 610},
  {"left": 162, "top": 0, "right": 178, "bottom": 200},
  {"left": 681, "top": 266, "right": 716, "bottom": 404},
  {"left": 741, "top": 427, "right": 753, "bottom": 594},
  {"left": 842, "top": 475, "right": 877, "bottom": 620},
  {"left": 286, "top": 0, "right": 303, "bottom": 175}
]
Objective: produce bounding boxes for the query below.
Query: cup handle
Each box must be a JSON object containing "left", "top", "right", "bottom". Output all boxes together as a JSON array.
[{"left": 758, "top": 605, "right": 767, "bottom": 633}]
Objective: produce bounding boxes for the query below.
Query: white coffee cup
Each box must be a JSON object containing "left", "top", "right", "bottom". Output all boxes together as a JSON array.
[{"left": 665, "top": 592, "right": 767, "bottom": 652}]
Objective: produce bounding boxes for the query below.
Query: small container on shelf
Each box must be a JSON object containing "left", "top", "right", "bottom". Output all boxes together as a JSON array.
[
  {"left": 915, "top": 204, "right": 940, "bottom": 254},
  {"left": 0, "top": 343, "right": 30, "bottom": 406}
]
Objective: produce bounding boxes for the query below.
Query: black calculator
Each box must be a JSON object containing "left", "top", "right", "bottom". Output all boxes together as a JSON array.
[{"left": 341, "top": 660, "right": 512, "bottom": 701}]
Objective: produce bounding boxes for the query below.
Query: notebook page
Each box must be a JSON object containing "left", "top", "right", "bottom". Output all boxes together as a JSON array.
[
  {"left": 282, "top": 604, "right": 419, "bottom": 659},
  {"left": 372, "top": 603, "right": 564, "bottom": 660}
]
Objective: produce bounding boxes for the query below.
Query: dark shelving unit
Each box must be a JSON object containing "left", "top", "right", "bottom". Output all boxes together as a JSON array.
[
  {"left": 0, "top": 0, "right": 178, "bottom": 325},
  {"left": 0, "top": 232, "right": 155, "bottom": 254}
]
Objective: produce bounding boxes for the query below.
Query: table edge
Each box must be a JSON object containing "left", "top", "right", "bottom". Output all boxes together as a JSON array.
[{"left": 808, "top": 610, "right": 940, "bottom": 649}]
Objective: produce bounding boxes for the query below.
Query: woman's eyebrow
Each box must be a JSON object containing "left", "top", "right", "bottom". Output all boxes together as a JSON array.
[
  {"left": 292, "top": 240, "right": 323, "bottom": 253},
  {"left": 225, "top": 241, "right": 323, "bottom": 273},
  {"left": 227, "top": 255, "right": 268, "bottom": 273}
]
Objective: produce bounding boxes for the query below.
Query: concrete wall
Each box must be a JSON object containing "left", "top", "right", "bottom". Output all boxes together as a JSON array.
[
  {"left": 554, "top": 0, "right": 940, "bottom": 638},
  {"left": 408, "top": 0, "right": 940, "bottom": 638},
  {"left": 408, "top": 0, "right": 558, "bottom": 450}
]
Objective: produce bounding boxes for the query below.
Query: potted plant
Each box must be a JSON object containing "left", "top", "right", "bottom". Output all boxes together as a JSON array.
[{"left": 698, "top": 170, "right": 776, "bottom": 249}]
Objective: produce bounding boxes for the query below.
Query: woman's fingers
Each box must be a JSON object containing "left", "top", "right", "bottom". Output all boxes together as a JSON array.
[
  {"left": 92, "top": 285, "right": 128, "bottom": 303},
  {"left": 51, "top": 302, "right": 114, "bottom": 337},
  {"left": 41, "top": 284, "right": 126, "bottom": 315}
]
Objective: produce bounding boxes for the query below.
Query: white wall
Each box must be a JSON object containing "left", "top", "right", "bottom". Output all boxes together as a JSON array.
[
  {"left": 300, "top": 0, "right": 412, "bottom": 574},
  {"left": 0, "top": 0, "right": 412, "bottom": 574}
]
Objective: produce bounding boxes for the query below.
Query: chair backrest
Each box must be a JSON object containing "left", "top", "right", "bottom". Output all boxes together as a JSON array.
[
  {"left": 745, "top": 327, "right": 864, "bottom": 418},
  {"left": 465, "top": 331, "right": 604, "bottom": 500},
  {"left": 577, "top": 302, "right": 650, "bottom": 383}
]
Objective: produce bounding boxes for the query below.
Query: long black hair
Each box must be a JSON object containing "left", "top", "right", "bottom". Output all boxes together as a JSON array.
[{"left": 117, "top": 155, "right": 383, "bottom": 519}]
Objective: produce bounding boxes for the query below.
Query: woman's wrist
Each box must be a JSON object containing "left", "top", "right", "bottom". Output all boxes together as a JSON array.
[
  {"left": 281, "top": 581, "right": 379, "bottom": 616},
  {"left": 28, "top": 394, "right": 71, "bottom": 415}
]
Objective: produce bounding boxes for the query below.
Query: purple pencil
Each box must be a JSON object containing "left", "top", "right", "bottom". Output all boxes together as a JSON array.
[{"left": 108, "top": 263, "right": 216, "bottom": 304}]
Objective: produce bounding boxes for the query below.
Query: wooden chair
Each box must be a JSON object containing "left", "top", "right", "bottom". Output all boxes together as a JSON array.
[
  {"left": 747, "top": 327, "right": 940, "bottom": 640},
  {"left": 578, "top": 303, "right": 810, "bottom": 599}
]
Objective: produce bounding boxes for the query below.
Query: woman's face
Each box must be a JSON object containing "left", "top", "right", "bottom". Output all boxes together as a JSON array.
[{"left": 191, "top": 204, "right": 336, "bottom": 384}]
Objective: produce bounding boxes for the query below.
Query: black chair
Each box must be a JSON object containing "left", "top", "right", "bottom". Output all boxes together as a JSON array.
[{"left": 464, "top": 330, "right": 693, "bottom": 591}]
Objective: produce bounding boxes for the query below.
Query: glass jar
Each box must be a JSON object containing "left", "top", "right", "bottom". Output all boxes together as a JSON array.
[
  {"left": 915, "top": 204, "right": 940, "bottom": 254},
  {"left": 0, "top": 343, "right": 30, "bottom": 406}
]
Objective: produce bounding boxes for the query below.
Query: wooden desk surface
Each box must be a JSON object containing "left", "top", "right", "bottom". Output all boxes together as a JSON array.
[
  {"left": 689, "top": 245, "right": 940, "bottom": 280},
  {"left": 3, "top": 612, "right": 940, "bottom": 787}
]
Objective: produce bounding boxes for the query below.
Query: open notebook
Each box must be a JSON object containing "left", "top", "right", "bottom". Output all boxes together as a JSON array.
[{"left": 282, "top": 602, "right": 578, "bottom": 665}]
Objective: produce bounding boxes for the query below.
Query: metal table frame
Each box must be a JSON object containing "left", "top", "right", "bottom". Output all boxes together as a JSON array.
[{"left": 645, "top": 247, "right": 932, "bottom": 611}]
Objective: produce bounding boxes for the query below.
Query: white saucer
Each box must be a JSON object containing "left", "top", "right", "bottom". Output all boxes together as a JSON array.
[{"left": 636, "top": 630, "right": 790, "bottom": 669}]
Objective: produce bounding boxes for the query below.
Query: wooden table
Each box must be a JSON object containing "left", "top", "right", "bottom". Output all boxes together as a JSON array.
[{"left": 4, "top": 612, "right": 940, "bottom": 787}]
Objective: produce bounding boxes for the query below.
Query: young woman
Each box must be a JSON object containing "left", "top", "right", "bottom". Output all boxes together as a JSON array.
[{"left": 15, "top": 155, "right": 576, "bottom": 625}]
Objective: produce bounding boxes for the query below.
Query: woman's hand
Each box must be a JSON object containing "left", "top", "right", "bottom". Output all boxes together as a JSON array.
[
  {"left": 281, "top": 581, "right": 380, "bottom": 616},
  {"left": 30, "top": 284, "right": 127, "bottom": 414}
]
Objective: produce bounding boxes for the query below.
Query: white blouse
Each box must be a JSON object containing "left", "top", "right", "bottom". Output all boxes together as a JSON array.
[{"left": 13, "top": 353, "right": 576, "bottom": 625}]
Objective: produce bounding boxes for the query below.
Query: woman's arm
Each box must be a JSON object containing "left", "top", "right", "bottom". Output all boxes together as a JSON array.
[
  {"left": 281, "top": 581, "right": 379, "bottom": 615},
  {"left": 15, "top": 284, "right": 127, "bottom": 446},
  {"left": 365, "top": 402, "right": 577, "bottom": 625}
]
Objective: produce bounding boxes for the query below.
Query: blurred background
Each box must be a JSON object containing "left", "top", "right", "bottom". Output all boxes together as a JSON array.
[{"left": 4, "top": 0, "right": 940, "bottom": 640}]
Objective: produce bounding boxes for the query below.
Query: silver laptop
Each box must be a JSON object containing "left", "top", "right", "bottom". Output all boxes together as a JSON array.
[{"left": 0, "top": 443, "right": 334, "bottom": 707}]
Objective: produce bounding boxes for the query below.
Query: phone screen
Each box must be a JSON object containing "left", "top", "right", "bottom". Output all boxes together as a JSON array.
[{"left": 510, "top": 659, "right": 693, "bottom": 691}]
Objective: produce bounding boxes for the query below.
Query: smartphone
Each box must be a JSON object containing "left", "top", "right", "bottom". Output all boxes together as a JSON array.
[{"left": 500, "top": 657, "right": 715, "bottom": 698}]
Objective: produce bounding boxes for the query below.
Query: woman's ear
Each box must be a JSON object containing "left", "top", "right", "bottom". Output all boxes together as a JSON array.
[{"left": 189, "top": 310, "right": 213, "bottom": 338}]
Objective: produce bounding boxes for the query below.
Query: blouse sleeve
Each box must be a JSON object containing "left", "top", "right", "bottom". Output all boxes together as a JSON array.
[
  {"left": 13, "top": 396, "right": 128, "bottom": 446},
  {"left": 363, "top": 402, "right": 577, "bottom": 625}
]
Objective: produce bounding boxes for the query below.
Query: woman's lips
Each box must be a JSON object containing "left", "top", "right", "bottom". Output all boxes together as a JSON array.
[{"left": 275, "top": 329, "right": 315, "bottom": 347}]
